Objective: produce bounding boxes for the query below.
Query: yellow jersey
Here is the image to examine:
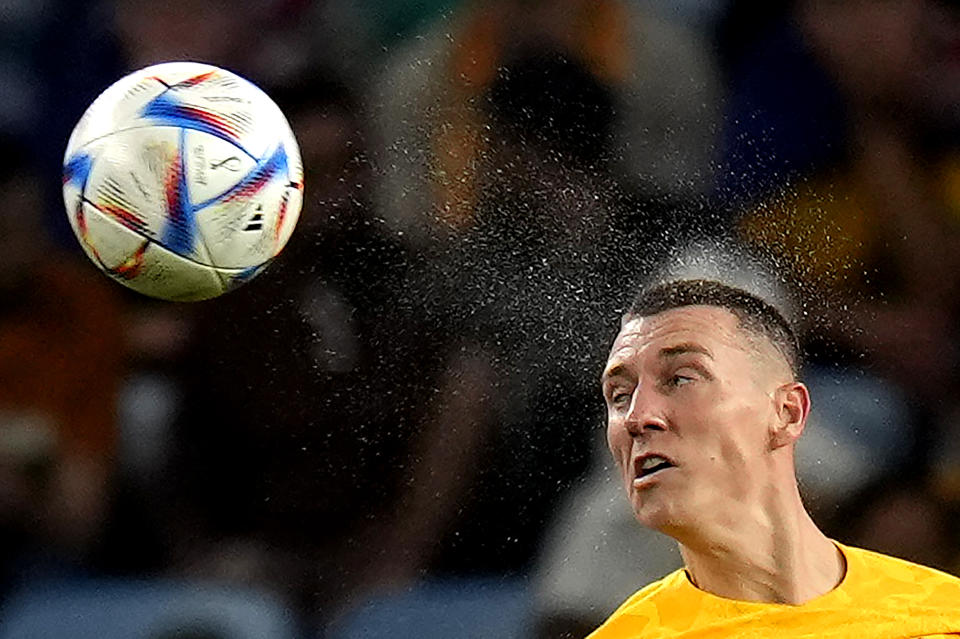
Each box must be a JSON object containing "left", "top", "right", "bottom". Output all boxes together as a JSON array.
[{"left": 588, "top": 542, "right": 960, "bottom": 638}]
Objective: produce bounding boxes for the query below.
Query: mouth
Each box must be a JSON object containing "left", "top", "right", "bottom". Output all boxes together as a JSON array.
[{"left": 632, "top": 454, "right": 676, "bottom": 486}]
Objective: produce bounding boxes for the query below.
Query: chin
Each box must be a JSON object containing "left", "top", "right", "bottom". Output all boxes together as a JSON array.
[{"left": 631, "top": 495, "right": 679, "bottom": 533}]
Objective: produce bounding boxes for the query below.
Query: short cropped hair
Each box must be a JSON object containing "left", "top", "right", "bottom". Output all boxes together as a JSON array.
[{"left": 627, "top": 279, "right": 801, "bottom": 378}]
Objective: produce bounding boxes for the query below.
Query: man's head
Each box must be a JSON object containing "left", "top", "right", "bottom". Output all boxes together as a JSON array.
[{"left": 601, "top": 279, "right": 810, "bottom": 540}]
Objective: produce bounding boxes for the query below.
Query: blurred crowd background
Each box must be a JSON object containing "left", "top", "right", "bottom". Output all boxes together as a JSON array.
[{"left": 2, "top": 0, "right": 960, "bottom": 637}]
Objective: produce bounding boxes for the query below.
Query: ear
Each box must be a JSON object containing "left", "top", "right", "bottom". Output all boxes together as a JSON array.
[{"left": 769, "top": 382, "right": 811, "bottom": 450}]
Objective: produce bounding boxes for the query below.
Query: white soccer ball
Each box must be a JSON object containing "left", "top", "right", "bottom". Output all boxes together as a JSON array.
[{"left": 62, "top": 61, "right": 304, "bottom": 301}]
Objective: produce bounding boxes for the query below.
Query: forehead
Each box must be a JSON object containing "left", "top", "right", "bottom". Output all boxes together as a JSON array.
[{"left": 604, "top": 306, "right": 746, "bottom": 372}]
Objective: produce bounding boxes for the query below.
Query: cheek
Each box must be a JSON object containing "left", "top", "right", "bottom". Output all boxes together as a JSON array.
[
  {"left": 682, "top": 395, "right": 766, "bottom": 470},
  {"left": 706, "top": 406, "right": 770, "bottom": 474},
  {"left": 606, "top": 415, "right": 629, "bottom": 462}
]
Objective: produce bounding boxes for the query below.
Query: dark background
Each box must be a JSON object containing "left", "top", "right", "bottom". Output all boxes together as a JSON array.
[{"left": 2, "top": 1, "right": 959, "bottom": 637}]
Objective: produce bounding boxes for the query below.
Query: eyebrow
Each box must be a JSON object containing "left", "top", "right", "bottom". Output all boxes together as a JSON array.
[
  {"left": 601, "top": 343, "right": 714, "bottom": 386},
  {"left": 659, "top": 343, "right": 713, "bottom": 359},
  {"left": 600, "top": 363, "right": 628, "bottom": 386}
]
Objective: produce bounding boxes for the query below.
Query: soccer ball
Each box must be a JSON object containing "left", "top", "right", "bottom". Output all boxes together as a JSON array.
[{"left": 62, "top": 61, "right": 304, "bottom": 301}]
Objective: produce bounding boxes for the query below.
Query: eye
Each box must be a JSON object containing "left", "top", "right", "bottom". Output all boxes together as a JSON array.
[
  {"left": 607, "top": 389, "right": 632, "bottom": 408},
  {"left": 669, "top": 373, "right": 696, "bottom": 388}
]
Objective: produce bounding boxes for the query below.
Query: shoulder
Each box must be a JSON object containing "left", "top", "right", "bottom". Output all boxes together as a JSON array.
[
  {"left": 840, "top": 543, "right": 960, "bottom": 603},
  {"left": 611, "top": 569, "right": 689, "bottom": 612},
  {"left": 587, "top": 569, "right": 692, "bottom": 639},
  {"left": 842, "top": 543, "right": 960, "bottom": 581}
]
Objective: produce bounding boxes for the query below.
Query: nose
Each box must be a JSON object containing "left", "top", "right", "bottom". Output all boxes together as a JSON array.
[{"left": 624, "top": 383, "right": 667, "bottom": 437}]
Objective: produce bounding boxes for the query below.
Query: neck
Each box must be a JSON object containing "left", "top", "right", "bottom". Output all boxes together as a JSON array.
[{"left": 675, "top": 478, "right": 844, "bottom": 605}]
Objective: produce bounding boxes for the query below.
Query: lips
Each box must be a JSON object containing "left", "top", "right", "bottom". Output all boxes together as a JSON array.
[{"left": 633, "top": 453, "right": 676, "bottom": 481}]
